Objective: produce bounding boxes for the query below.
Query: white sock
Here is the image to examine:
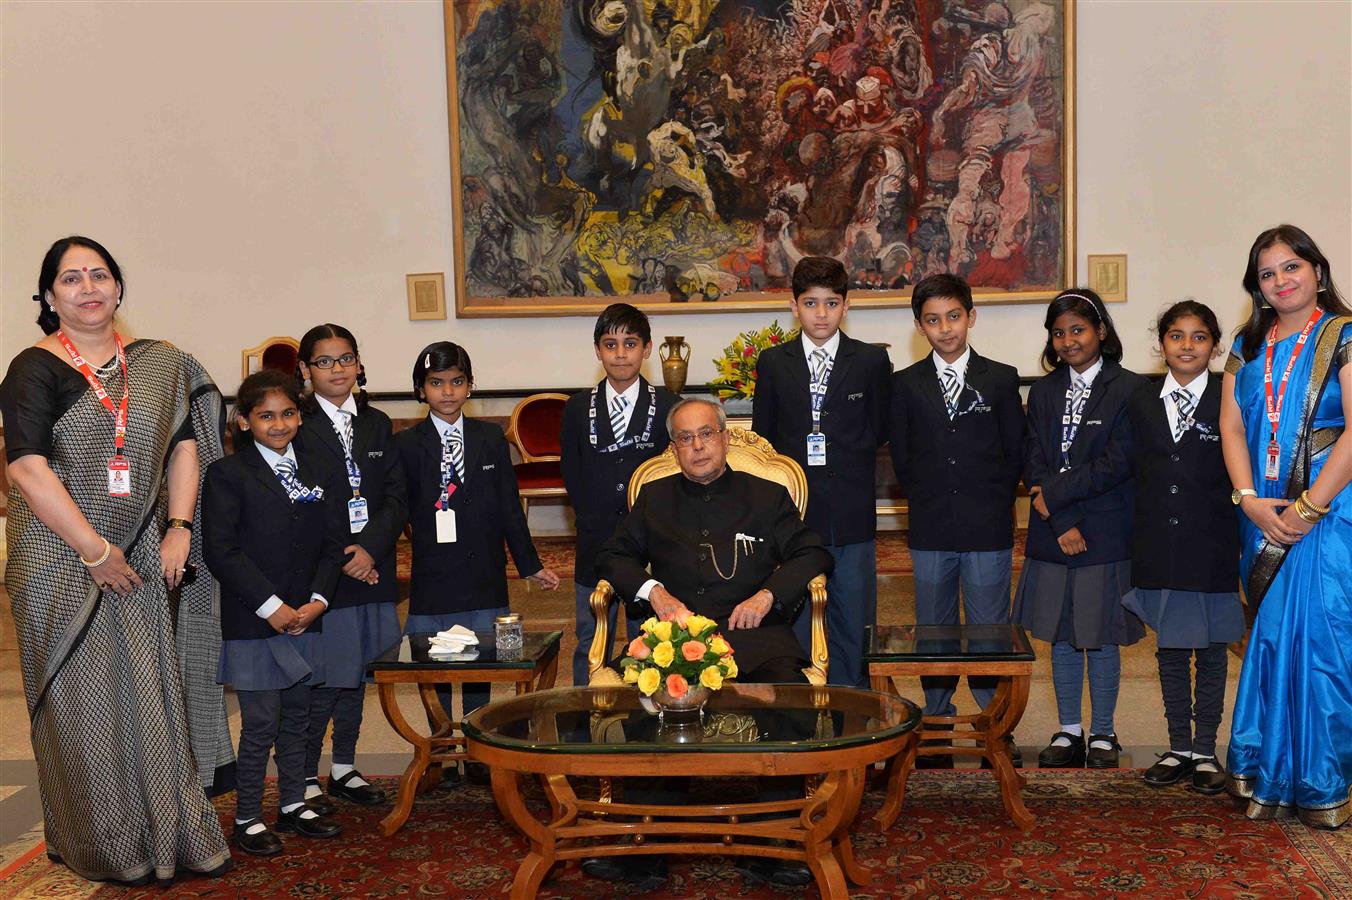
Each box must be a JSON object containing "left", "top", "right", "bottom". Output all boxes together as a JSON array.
[
  {"left": 304, "top": 780, "right": 323, "bottom": 800},
  {"left": 332, "top": 763, "right": 367, "bottom": 787},
  {"left": 1052, "top": 724, "right": 1082, "bottom": 746},
  {"left": 1157, "top": 754, "right": 1184, "bottom": 767},
  {"left": 1193, "top": 756, "right": 1219, "bottom": 772},
  {"left": 1088, "top": 734, "right": 1116, "bottom": 751},
  {"left": 235, "top": 819, "right": 267, "bottom": 835},
  {"left": 282, "top": 801, "right": 319, "bottom": 818}
]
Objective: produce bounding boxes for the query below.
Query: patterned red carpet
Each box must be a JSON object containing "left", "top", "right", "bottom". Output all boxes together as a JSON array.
[
  {"left": 3, "top": 771, "right": 1346, "bottom": 898},
  {"left": 395, "top": 531, "right": 1029, "bottom": 580}
]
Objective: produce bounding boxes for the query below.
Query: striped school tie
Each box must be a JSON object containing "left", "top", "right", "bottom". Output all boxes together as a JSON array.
[
  {"left": 274, "top": 457, "right": 324, "bottom": 503},
  {"left": 810, "top": 347, "right": 830, "bottom": 387},
  {"left": 337, "top": 411, "right": 354, "bottom": 457},
  {"left": 448, "top": 429, "right": 465, "bottom": 481},
  {"left": 940, "top": 367, "right": 960, "bottom": 419},
  {"left": 1170, "top": 388, "right": 1195, "bottom": 441},
  {"left": 610, "top": 394, "right": 629, "bottom": 439}
]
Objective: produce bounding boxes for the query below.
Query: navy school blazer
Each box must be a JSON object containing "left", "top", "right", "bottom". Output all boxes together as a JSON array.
[
  {"left": 1024, "top": 360, "right": 1145, "bottom": 567},
  {"left": 295, "top": 404, "right": 407, "bottom": 609},
  {"left": 751, "top": 332, "right": 892, "bottom": 546},
  {"left": 559, "top": 377, "right": 677, "bottom": 587},
  {"left": 1127, "top": 375, "right": 1240, "bottom": 592},
  {"left": 889, "top": 350, "right": 1025, "bottom": 551},
  {"left": 394, "top": 416, "right": 543, "bottom": 617},
  {"left": 202, "top": 441, "right": 346, "bottom": 642}
]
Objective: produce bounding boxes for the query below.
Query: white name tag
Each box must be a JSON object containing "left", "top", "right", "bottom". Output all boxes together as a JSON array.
[
  {"left": 435, "top": 508, "right": 457, "bottom": 543},
  {"left": 806, "top": 432, "right": 826, "bottom": 466},
  {"left": 107, "top": 457, "right": 131, "bottom": 496},
  {"left": 348, "top": 497, "right": 369, "bottom": 533}
]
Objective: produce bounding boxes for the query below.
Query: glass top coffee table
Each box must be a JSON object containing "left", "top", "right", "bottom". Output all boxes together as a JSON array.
[
  {"left": 865, "top": 623, "right": 1036, "bottom": 830},
  {"left": 365, "top": 630, "right": 561, "bottom": 837},
  {"left": 464, "top": 684, "right": 920, "bottom": 899}
]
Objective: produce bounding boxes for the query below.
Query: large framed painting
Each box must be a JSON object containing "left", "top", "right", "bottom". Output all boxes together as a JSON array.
[{"left": 445, "top": 0, "right": 1075, "bottom": 317}]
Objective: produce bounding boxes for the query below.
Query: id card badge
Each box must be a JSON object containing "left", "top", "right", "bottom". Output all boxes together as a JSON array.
[
  {"left": 107, "top": 456, "right": 131, "bottom": 496},
  {"left": 347, "top": 497, "right": 370, "bottom": 533},
  {"left": 1264, "top": 441, "right": 1281, "bottom": 481},
  {"left": 435, "top": 508, "right": 457, "bottom": 543},
  {"left": 806, "top": 432, "right": 827, "bottom": 467}
]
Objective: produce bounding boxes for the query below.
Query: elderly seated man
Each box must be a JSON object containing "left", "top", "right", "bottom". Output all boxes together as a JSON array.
[{"left": 584, "top": 397, "right": 834, "bottom": 889}]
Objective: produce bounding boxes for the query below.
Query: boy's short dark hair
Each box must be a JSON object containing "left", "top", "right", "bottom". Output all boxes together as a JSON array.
[
  {"left": 593, "top": 303, "right": 652, "bottom": 345},
  {"left": 791, "top": 256, "right": 848, "bottom": 300},
  {"left": 910, "top": 273, "right": 973, "bottom": 319}
]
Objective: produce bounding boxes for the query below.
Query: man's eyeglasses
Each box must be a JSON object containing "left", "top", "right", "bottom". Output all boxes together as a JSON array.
[
  {"left": 309, "top": 353, "right": 358, "bottom": 369},
  {"left": 674, "top": 426, "right": 723, "bottom": 448}
]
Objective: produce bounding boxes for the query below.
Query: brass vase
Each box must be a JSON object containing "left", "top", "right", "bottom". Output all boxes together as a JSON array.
[{"left": 659, "top": 336, "right": 690, "bottom": 395}]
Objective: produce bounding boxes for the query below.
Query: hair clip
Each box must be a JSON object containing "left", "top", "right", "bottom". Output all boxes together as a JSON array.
[
  {"left": 424, "top": 352, "right": 432, "bottom": 368},
  {"left": 31, "top": 294, "right": 41, "bottom": 303}
]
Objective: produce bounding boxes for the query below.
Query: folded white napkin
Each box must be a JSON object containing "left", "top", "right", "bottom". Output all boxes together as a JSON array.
[{"left": 428, "top": 624, "right": 480, "bottom": 654}]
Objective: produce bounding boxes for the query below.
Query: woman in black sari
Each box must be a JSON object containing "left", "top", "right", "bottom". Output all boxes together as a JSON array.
[{"left": 1, "top": 236, "right": 232, "bottom": 882}]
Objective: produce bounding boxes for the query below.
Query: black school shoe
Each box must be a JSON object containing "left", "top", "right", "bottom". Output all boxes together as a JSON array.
[
  {"left": 1190, "top": 757, "right": 1227, "bottom": 795},
  {"left": 1038, "top": 731, "right": 1086, "bottom": 768},
  {"left": 733, "top": 856, "right": 814, "bottom": 887},
  {"left": 916, "top": 722, "right": 955, "bottom": 769},
  {"left": 232, "top": 819, "right": 283, "bottom": 857},
  {"left": 304, "top": 778, "right": 337, "bottom": 816},
  {"left": 581, "top": 854, "right": 668, "bottom": 891},
  {"left": 275, "top": 807, "right": 342, "bottom": 839},
  {"left": 329, "top": 770, "right": 387, "bottom": 805},
  {"left": 1086, "top": 733, "right": 1122, "bottom": 769},
  {"left": 981, "top": 736, "right": 1023, "bottom": 769},
  {"left": 1143, "top": 751, "right": 1194, "bottom": 787},
  {"left": 464, "top": 762, "right": 492, "bottom": 786}
]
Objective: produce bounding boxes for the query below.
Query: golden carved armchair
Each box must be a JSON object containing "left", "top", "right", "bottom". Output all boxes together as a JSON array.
[{"left": 586, "top": 427, "right": 830, "bottom": 686}]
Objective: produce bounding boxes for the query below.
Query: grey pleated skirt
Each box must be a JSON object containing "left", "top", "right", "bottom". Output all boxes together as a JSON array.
[
  {"left": 314, "top": 602, "right": 402, "bottom": 688},
  {"left": 1013, "top": 558, "right": 1144, "bottom": 649},
  {"left": 218, "top": 632, "right": 325, "bottom": 691},
  {"left": 1121, "top": 588, "right": 1244, "bottom": 649}
]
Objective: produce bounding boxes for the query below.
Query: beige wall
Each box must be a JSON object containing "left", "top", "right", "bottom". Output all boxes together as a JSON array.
[{"left": 3, "top": 0, "right": 1350, "bottom": 396}]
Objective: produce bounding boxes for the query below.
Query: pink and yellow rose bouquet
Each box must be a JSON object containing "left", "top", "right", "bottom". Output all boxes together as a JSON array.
[{"left": 619, "top": 612, "right": 737, "bottom": 701}]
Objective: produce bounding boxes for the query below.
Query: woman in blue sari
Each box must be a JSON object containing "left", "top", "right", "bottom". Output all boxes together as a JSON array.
[{"left": 1220, "top": 224, "right": 1352, "bottom": 829}]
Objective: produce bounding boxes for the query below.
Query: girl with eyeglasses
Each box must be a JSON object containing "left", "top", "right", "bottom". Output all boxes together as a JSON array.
[{"left": 291, "top": 324, "right": 408, "bottom": 815}]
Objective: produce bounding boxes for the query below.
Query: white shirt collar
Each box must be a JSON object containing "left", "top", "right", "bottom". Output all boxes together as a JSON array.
[
  {"left": 1071, "top": 356, "right": 1104, "bottom": 387},
  {"left": 1160, "top": 369, "right": 1208, "bottom": 400},
  {"left": 315, "top": 393, "right": 358, "bottom": 423},
  {"left": 931, "top": 346, "right": 971, "bottom": 377},
  {"left": 604, "top": 378, "right": 642, "bottom": 407},
  {"left": 801, "top": 331, "right": 842, "bottom": 362},
  {"left": 255, "top": 441, "right": 297, "bottom": 470},
  {"left": 431, "top": 414, "right": 463, "bottom": 440}
]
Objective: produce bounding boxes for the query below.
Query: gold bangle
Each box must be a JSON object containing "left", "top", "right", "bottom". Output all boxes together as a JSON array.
[
  {"left": 1299, "top": 491, "right": 1331, "bottom": 517},
  {"left": 80, "top": 538, "right": 112, "bottom": 567},
  {"left": 1293, "top": 496, "right": 1323, "bottom": 524}
]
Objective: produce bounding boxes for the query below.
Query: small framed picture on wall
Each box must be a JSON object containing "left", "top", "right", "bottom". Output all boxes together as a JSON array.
[
  {"left": 407, "top": 272, "right": 447, "bottom": 320},
  {"left": 1087, "top": 254, "right": 1128, "bottom": 303}
]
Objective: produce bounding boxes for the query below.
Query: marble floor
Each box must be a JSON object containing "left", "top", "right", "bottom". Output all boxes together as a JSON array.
[{"left": 0, "top": 560, "right": 1242, "bottom": 864}]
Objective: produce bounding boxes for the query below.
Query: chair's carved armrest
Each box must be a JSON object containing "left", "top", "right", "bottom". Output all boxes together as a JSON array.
[
  {"left": 806, "top": 573, "right": 829, "bottom": 686},
  {"left": 588, "top": 580, "right": 618, "bottom": 679}
]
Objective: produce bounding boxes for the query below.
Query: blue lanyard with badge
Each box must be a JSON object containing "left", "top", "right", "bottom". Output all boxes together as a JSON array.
[
  {"left": 589, "top": 383, "right": 656, "bottom": 452},
  {"left": 435, "top": 429, "right": 459, "bottom": 544},
  {"left": 336, "top": 420, "right": 369, "bottom": 533},
  {"left": 807, "top": 355, "right": 833, "bottom": 466}
]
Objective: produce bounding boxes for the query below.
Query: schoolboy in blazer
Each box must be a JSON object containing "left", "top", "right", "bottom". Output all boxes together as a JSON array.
[
  {"left": 560, "top": 303, "right": 677, "bottom": 685},
  {"left": 752, "top": 256, "right": 891, "bottom": 687},
  {"left": 890, "top": 273, "right": 1024, "bottom": 734}
]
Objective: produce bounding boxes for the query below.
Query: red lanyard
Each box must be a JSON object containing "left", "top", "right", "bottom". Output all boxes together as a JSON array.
[
  {"left": 1263, "top": 307, "right": 1322, "bottom": 441},
  {"left": 56, "top": 330, "right": 129, "bottom": 456}
]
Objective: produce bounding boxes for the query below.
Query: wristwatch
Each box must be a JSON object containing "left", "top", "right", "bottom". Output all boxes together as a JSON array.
[
  {"left": 1230, "top": 489, "right": 1258, "bottom": 506},
  {"left": 166, "top": 518, "right": 194, "bottom": 531}
]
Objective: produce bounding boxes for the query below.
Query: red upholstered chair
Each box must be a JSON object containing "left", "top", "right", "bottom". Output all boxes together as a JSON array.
[
  {"left": 242, "top": 336, "right": 300, "bottom": 379},
  {"left": 505, "top": 393, "right": 569, "bottom": 519}
]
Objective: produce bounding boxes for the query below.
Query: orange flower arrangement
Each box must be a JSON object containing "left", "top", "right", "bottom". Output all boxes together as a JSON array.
[{"left": 620, "top": 611, "right": 738, "bottom": 699}]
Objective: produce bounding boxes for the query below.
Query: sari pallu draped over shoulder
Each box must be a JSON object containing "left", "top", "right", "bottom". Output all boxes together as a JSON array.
[
  {"left": 5, "top": 339, "right": 231, "bottom": 881},
  {"left": 1225, "top": 315, "right": 1352, "bottom": 829}
]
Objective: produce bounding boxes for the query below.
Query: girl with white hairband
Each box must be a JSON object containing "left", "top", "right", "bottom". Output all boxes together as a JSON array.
[{"left": 1014, "top": 288, "right": 1147, "bottom": 770}]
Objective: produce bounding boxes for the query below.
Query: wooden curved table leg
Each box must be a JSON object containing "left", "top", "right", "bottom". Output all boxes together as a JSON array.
[
  {"left": 376, "top": 683, "right": 431, "bottom": 837},
  {"left": 875, "top": 730, "right": 917, "bottom": 829},
  {"left": 830, "top": 767, "right": 872, "bottom": 885},
  {"left": 988, "top": 675, "right": 1034, "bottom": 830},
  {"left": 490, "top": 767, "right": 555, "bottom": 898}
]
